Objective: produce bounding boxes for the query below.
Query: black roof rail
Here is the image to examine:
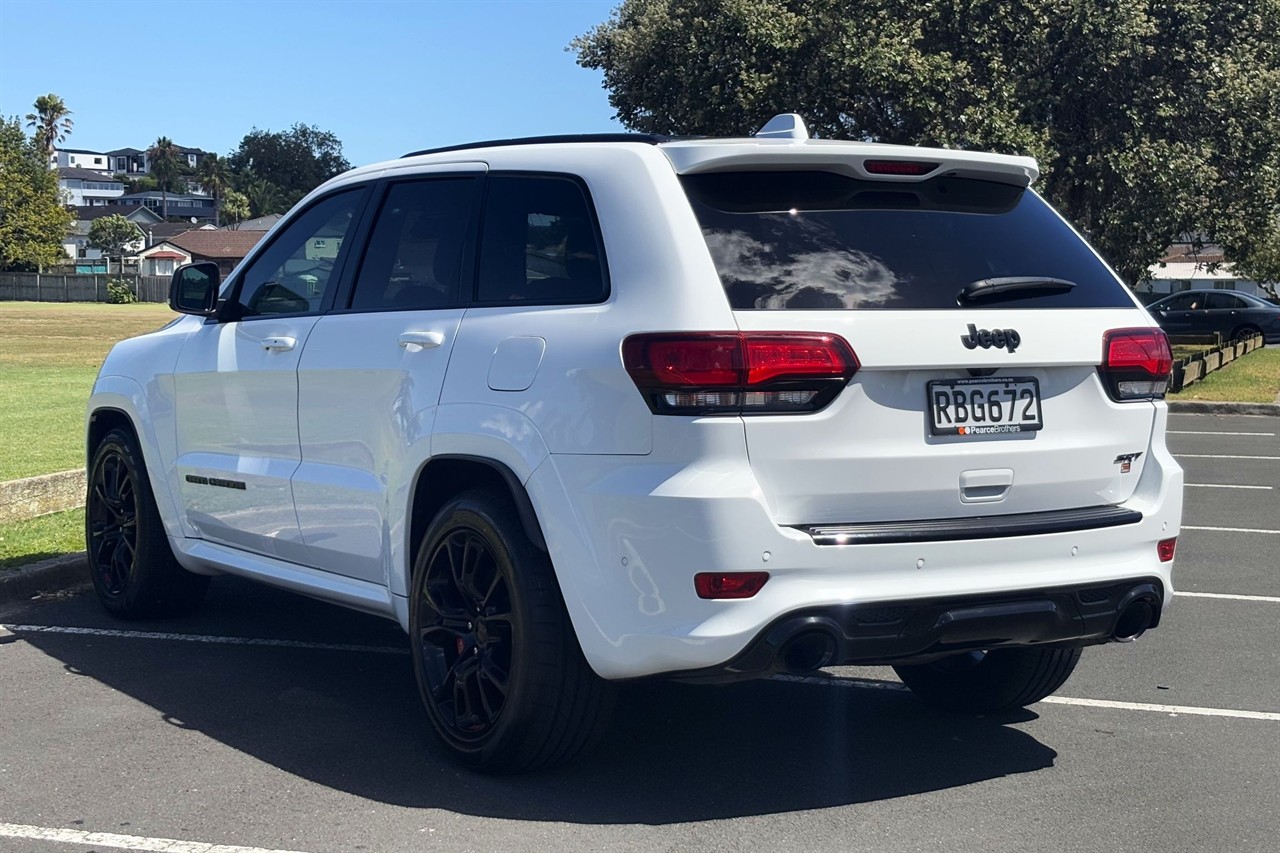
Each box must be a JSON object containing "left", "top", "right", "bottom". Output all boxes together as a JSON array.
[{"left": 401, "top": 133, "right": 677, "bottom": 159}]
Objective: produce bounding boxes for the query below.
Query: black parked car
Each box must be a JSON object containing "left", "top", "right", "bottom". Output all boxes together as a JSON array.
[{"left": 1146, "top": 289, "right": 1280, "bottom": 344}]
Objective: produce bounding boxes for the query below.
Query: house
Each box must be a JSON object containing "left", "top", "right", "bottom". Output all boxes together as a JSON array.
[
  {"left": 49, "top": 147, "right": 112, "bottom": 173},
  {"left": 57, "top": 168, "right": 124, "bottom": 207},
  {"left": 109, "top": 192, "right": 217, "bottom": 220},
  {"left": 107, "top": 147, "right": 146, "bottom": 175},
  {"left": 137, "top": 242, "right": 193, "bottom": 277},
  {"left": 1144, "top": 243, "right": 1277, "bottom": 299},
  {"left": 144, "top": 222, "right": 216, "bottom": 246},
  {"left": 166, "top": 229, "right": 266, "bottom": 277},
  {"left": 63, "top": 205, "right": 160, "bottom": 264}
]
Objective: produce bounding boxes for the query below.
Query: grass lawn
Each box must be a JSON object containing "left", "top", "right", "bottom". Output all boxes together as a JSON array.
[
  {"left": 1168, "top": 345, "right": 1280, "bottom": 403},
  {"left": 0, "top": 301, "right": 177, "bottom": 481},
  {"left": 0, "top": 507, "right": 84, "bottom": 570}
]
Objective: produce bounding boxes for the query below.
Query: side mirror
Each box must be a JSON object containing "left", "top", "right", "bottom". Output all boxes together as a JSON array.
[{"left": 170, "top": 262, "right": 221, "bottom": 316}]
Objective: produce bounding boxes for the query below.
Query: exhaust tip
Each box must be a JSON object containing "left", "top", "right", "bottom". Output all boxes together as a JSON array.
[
  {"left": 1112, "top": 598, "right": 1157, "bottom": 642},
  {"left": 780, "top": 631, "right": 837, "bottom": 673}
]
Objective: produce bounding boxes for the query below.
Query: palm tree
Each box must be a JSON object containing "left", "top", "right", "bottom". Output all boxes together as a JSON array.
[
  {"left": 25, "top": 93, "right": 73, "bottom": 164},
  {"left": 146, "top": 137, "right": 181, "bottom": 220},
  {"left": 196, "top": 153, "right": 229, "bottom": 226}
]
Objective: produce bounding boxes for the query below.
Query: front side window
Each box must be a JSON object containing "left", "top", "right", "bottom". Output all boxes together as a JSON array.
[
  {"left": 476, "top": 175, "right": 606, "bottom": 304},
  {"left": 349, "top": 178, "right": 477, "bottom": 311},
  {"left": 235, "top": 189, "right": 364, "bottom": 317}
]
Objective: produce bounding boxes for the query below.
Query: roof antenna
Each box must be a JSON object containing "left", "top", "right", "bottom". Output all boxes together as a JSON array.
[{"left": 754, "top": 113, "right": 809, "bottom": 140}]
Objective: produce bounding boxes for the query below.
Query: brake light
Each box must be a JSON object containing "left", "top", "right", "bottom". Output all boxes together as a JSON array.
[
  {"left": 1100, "top": 328, "right": 1172, "bottom": 401},
  {"left": 623, "top": 332, "right": 858, "bottom": 415},
  {"left": 1157, "top": 537, "right": 1177, "bottom": 562},
  {"left": 864, "top": 159, "right": 939, "bottom": 176},
  {"left": 694, "top": 572, "right": 769, "bottom": 599}
]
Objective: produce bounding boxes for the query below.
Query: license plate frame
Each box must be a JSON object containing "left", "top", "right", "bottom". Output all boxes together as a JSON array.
[{"left": 927, "top": 376, "right": 1043, "bottom": 437}]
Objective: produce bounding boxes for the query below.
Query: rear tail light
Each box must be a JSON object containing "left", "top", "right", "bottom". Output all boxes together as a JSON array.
[
  {"left": 694, "top": 572, "right": 769, "bottom": 599},
  {"left": 1100, "top": 328, "right": 1172, "bottom": 401},
  {"left": 864, "top": 159, "right": 940, "bottom": 176},
  {"left": 1157, "top": 537, "right": 1177, "bottom": 562},
  {"left": 622, "top": 332, "right": 858, "bottom": 415}
]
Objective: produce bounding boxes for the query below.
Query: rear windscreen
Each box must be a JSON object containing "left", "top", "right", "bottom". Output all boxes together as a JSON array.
[{"left": 680, "top": 171, "right": 1133, "bottom": 310}]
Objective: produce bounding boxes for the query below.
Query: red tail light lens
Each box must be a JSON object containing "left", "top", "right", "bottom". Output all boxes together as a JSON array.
[
  {"left": 864, "top": 159, "right": 940, "bottom": 176},
  {"left": 1157, "top": 537, "right": 1177, "bottom": 562},
  {"left": 623, "top": 332, "right": 858, "bottom": 415},
  {"left": 1100, "top": 328, "right": 1172, "bottom": 401},
  {"left": 694, "top": 572, "right": 769, "bottom": 599}
]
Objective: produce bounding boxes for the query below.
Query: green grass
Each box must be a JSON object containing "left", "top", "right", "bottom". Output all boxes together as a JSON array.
[
  {"left": 0, "top": 507, "right": 84, "bottom": 571},
  {"left": 0, "top": 301, "right": 177, "bottom": 480},
  {"left": 1169, "top": 345, "right": 1280, "bottom": 403}
]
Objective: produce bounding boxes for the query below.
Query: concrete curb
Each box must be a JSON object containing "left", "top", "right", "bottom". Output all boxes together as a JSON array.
[
  {"left": 1167, "top": 400, "right": 1280, "bottom": 416},
  {"left": 0, "top": 469, "right": 86, "bottom": 523},
  {"left": 0, "top": 552, "right": 87, "bottom": 606}
]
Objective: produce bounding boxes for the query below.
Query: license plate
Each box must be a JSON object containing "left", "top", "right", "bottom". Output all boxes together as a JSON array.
[{"left": 927, "top": 377, "right": 1043, "bottom": 436}]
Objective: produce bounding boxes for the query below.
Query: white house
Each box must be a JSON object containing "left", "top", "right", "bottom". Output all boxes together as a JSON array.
[
  {"left": 57, "top": 167, "right": 124, "bottom": 207},
  {"left": 137, "top": 241, "right": 193, "bottom": 277},
  {"left": 49, "top": 147, "right": 113, "bottom": 173},
  {"left": 1143, "top": 244, "right": 1277, "bottom": 299}
]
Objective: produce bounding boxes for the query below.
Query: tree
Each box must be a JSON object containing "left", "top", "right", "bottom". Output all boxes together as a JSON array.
[
  {"left": 146, "top": 137, "right": 182, "bottom": 219},
  {"left": 226, "top": 123, "right": 350, "bottom": 214},
  {"left": 0, "top": 116, "right": 74, "bottom": 270},
  {"left": 196, "top": 153, "right": 230, "bottom": 226},
  {"left": 1234, "top": 219, "right": 1280, "bottom": 297},
  {"left": 87, "top": 214, "right": 143, "bottom": 274},
  {"left": 574, "top": 0, "right": 1280, "bottom": 286},
  {"left": 24, "top": 93, "right": 73, "bottom": 164},
  {"left": 220, "top": 188, "right": 250, "bottom": 229}
]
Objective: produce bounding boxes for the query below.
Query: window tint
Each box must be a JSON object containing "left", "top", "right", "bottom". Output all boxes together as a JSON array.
[
  {"left": 349, "top": 178, "right": 477, "bottom": 311},
  {"left": 681, "top": 171, "right": 1133, "bottom": 310},
  {"left": 476, "top": 175, "right": 606, "bottom": 304},
  {"left": 1158, "top": 294, "right": 1197, "bottom": 310},
  {"left": 1206, "top": 292, "right": 1246, "bottom": 310},
  {"left": 236, "top": 189, "right": 363, "bottom": 317}
]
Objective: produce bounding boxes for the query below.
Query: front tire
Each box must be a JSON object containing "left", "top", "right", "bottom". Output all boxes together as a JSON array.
[
  {"left": 409, "top": 488, "right": 613, "bottom": 771},
  {"left": 893, "top": 646, "right": 1082, "bottom": 714},
  {"left": 86, "top": 427, "right": 209, "bottom": 619}
]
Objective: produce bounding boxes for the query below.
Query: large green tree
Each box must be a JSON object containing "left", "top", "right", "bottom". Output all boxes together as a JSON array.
[
  {"left": 0, "top": 117, "right": 73, "bottom": 270},
  {"left": 575, "top": 0, "right": 1280, "bottom": 286},
  {"left": 24, "top": 93, "right": 73, "bottom": 163},
  {"left": 225, "top": 123, "right": 350, "bottom": 214},
  {"left": 87, "top": 214, "right": 143, "bottom": 274},
  {"left": 146, "top": 136, "right": 182, "bottom": 219},
  {"left": 196, "top": 152, "right": 230, "bottom": 226}
]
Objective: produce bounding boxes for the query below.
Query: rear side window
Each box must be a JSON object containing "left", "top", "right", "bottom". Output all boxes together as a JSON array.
[
  {"left": 476, "top": 175, "right": 607, "bottom": 304},
  {"left": 1206, "top": 292, "right": 1246, "bottom": 310},
  {"left": 681, "top": 171, "right": 1133, "bottom": 310},
  {"left": 350, "top": 178, "right": 478, "bottom": 311}
]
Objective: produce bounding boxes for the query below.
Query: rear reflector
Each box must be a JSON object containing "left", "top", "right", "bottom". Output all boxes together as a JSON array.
[
  {"left": 623, "top": 332, "right": 858, "bottom": 415},
  {"left": 694, "top": 572, "right": 770, "bottom": 599},
  {"left": 864, "top": 159, "right": 940, "bottom": 176},
  {"left": 1157, "top": 537, "right": 1177, "bottom": 562},
  {"left": 1100, "top": 328, "right": 1172, "bottom": 401}
]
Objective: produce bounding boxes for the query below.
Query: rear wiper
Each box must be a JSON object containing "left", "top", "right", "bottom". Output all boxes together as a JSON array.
[{"left": 959, "top": 276, "right": 1076, "bottom": 304}]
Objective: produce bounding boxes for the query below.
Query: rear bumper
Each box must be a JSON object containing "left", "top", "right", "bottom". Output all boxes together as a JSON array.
[{"left": 669, "top": 577, "right": 1164, "bottom": 683}]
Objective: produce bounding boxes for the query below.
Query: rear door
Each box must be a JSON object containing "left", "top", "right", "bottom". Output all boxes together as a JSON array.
[{"left": 680, "top": 169, "right": 1161, "bottom": 526}]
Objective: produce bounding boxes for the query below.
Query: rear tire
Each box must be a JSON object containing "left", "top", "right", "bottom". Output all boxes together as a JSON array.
[
  {"left": 409, "top": 488, "right": 614, "bottom": 771},
  {"left": 1231, "top": 325, "right": 1262, "bottom": 342},
  {"left": 86, "top": 427, "right": 210, "bottom": 619},
  {"left": 893, "top": 646, "right": 1082, "bottom": 714}
]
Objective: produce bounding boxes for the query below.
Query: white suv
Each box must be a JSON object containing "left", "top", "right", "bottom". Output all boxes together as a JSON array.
[{"left": 86, "top": 114, "right": 1182, "bottom": 770}]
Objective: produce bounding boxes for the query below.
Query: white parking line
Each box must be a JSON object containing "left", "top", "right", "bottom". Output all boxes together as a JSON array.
[
  {"left": 1183, "top": 525, "right": 1280, "bottom": 535},
  {"left": 1176, "top": 591, "right": 1280, "bottom": 603},
  {"left": 1184, "top": 483, "right": 1274, "bottom": 490},
  {"left": 774, "top": 675, "right": 1280, "bottom": 721},
  {"left": 0, "top": 822, "right": 313, "bottom": 853},
  {"left": 1168, "top": 430, "right": 1276, "bottom": 436},
  {"left": 0, "top": 624, "right": 409, "bottom": 654},
  {"left": 1174, "top": 454, "right": 1280, "bottom": 460}
]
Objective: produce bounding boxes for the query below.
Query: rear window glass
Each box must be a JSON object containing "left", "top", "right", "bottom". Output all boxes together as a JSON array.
[{"left": 680, "top": 171, "right": 1133, "bottom": 310}]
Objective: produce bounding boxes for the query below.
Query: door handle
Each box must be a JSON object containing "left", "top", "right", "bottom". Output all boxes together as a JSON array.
[
  {"left": 398, "top": 331, "right": 446, "bottom": 350},
  {"left": 261, "top": 336, "right": 296, "bottom": 352}
]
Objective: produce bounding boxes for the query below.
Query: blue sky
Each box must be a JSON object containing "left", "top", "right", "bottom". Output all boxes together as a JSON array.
[{"left": 0, "top": 0, "right": 624, "bottom": 166}]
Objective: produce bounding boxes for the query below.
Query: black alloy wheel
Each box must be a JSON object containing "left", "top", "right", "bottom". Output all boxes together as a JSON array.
[
  {"left": 87, "top": 445, "right": 138, "bottom": 597},
  {"left": 416, "top": 527, "right": 514, "bottom": 739}
]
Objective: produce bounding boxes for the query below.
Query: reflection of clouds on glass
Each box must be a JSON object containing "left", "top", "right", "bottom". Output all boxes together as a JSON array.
[{"left": 703, "top": 224, "right": 902, "bottom": 309}]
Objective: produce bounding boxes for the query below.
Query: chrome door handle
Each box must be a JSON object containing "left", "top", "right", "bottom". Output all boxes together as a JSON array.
[
  {"left": 261, "top": 336, "right": 296, "bottom": 352},
  {"left": 398, "top": 331, "right": 445, "bottom": 350}
]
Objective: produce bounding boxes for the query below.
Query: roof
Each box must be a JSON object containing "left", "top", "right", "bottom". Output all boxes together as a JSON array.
[
  {"left": 73, "top": 205, "right": 159, "bottom": 223},
  {"left": 57, "top": 147, "right": 107, "bottom": 156},
  {"left": 145, "top": 251, "right": 188, "bottom": 260},
  {"left": 107, "top": 147, "right": 144, "bottom": 156},
  {"left": 58, "top": 167, "right": 122, "bottom": 182},
  {"left": 117, "top": 192, "right": 213, "bottom": 202},
  {"left": 403, "top": 133, "right": 673, "bottom": 158},
  {"left": 167, "top": 229, "right": 265, "bottom": 259},
  {"left": 144, "top": 222, "right": 208, "bottom": 243},
  {"left": 1158, "top": 244, "right": 1226, "bottom": 265},
  {"left": 220, "top": 213, "right": 282, "bottom": 231}
]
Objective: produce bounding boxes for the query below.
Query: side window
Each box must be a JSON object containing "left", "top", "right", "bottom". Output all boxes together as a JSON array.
[
  {"left": 1206, "top": 292, "right": 1244, "bottom": 310},
  {"left": 1161, "top": 294, "right": 1195, "bottom": 311},
  {"left": 235, "top": 189, "right": 364, "bottom": 317},
  {"left": 349, "top": 178, "right": 477, "bottom": 311},
  {"left": 476, "top": 175, "right": 606, "bottom": 304}
]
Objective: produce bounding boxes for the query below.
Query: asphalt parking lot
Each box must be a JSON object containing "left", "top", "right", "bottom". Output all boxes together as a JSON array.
[{"left": 1, "top": 410, "right": 1277, "bottom": 853}]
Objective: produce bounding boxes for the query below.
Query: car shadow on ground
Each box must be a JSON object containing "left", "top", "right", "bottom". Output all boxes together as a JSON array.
[{"left": 8, "top": 577, "right": 1057, "bottom": 824}]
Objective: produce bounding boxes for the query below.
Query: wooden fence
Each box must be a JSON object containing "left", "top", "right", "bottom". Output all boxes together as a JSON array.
[{"left": 0, "top": 272, "right": 170, "bottom": 303}]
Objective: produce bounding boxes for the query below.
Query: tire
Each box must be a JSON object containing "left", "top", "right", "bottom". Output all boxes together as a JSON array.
[
  {"left": 409, "top": 488, "right": 614, "bottom": 771},
  {"left": 893, "top": 646, "right": 1083, "bottom": 714},
  {"left": 1231, "top": 325, "right": 1262, "bottom": 342},
  {"left": 86, "top": 427, "right": 210, "bottom": 619}
]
